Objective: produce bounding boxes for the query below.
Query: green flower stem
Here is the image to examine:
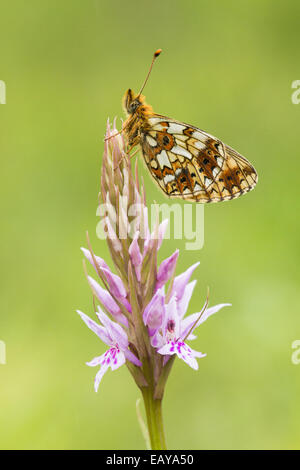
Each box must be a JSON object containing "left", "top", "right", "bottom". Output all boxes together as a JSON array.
[{"left": 141, "top": 386, "right": 167, "bottom": 450}]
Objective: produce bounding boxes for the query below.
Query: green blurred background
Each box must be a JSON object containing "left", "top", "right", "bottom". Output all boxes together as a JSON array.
[{"left": 0, "top": 0, "right": 299, "bottom": 450}]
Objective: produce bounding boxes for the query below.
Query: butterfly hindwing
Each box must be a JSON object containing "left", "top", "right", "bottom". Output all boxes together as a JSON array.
[{"left": 141, "top": 115, "right": 258, "bottom": 203}]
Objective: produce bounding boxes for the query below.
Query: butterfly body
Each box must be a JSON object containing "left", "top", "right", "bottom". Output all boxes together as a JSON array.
[{"left": 122, "top": 86, "right": 258, "bottom": 204}]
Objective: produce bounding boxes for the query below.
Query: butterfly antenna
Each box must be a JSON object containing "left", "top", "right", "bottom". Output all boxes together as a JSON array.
[
  {"left": 105, "top": 49, "right": 162, "bottom": 143},
  {"left": 137, "top": 49, "right": 162, "bottom": 97}
]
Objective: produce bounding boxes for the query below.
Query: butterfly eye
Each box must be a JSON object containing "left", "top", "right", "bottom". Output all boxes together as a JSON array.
[{"left": 129, "top": 100, "right": 140, "bottom": 113}]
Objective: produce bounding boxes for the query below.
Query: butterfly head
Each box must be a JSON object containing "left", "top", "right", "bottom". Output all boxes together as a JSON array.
[
  {"left": 123, "top": 89, "right": 145, "bottom": 115},
  {"left": 123, "top": 49, "right": 162, "bottom": 116}
]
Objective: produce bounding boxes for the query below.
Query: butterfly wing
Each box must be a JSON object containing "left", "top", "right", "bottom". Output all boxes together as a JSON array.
[{"left": 140, "top": 114, "right": 258, "bottom": 203}]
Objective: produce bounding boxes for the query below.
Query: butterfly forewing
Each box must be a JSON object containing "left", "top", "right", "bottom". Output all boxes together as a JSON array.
[{"left": 140, "top": 115, "right": 257, "bottom": 203}]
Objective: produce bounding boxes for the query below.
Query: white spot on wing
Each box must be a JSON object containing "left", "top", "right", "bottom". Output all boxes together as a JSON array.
[
  {"left": 148, "top": 117, "right": 167, "bottom": 131},
  {"left": 216, "top": 143, "right": 225, "bottom": 157},
  {"left": 148, "top": 117, "right": 164, "bottom": 126},
  {"left": 212, "top": 167, "right": 220, "bottom": 178},
  {"left": 157, "top": 150, "right": 172, "bottom": 169},
  {"left": 204, "top": 177, "right": 213, "bottom": 187},
  {"left": 175, "top": 168, "right": 182, "bottom": 176},
  {"left": 172, "top": 145, "right": 192, "bottom": 160},
  {"left": 192, "top": 131, "right": 209, "bottom": 142},
  {"left": 174, "top": 134, "right": 189, "bottom": 142},
  {"left": 193, "top": 140, "right": 207, "bottom": 150},
  {"left": 164, "top": 174, "right": 175, "bottom": 184},
  {"left": 182, "top": 188, "right": 191, "bottom": 195},
  {"left": 168, "top": 151, "right": 178, "bottom": 163},
  {"left": 216, "top": 156, "right": 223, "bottom": 167},
  {"left": 167, "top": 122, "right": 185, "bottom": 134},
  {"left": 194, "top": 182, "right": 202, "bottom": 191},
  {"left": 146, "top": 135, "right": 157, "bottom": 147}
]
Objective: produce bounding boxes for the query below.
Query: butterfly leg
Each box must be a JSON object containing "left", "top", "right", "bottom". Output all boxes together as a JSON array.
[{"left": 113, "top": 146, "right": 140, "bottom": 171}]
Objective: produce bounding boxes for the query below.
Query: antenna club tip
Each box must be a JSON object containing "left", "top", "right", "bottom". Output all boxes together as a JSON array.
[{"left": 154, "top": 49, "right": 162, "bottom": 57}]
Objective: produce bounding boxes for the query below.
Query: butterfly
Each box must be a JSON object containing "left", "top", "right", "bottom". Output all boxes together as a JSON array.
[{"left": 122, "top": 49, "right": 258, "bottom": 203}]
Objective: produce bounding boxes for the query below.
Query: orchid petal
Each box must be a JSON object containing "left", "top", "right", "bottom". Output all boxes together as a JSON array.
[
  {"left": 109, "top": 349, "right": 126, "bottom": 371},
  {"left": 186, "top": 333, "right": 197, "bottom": 341},
  {"left": 150, "top": 330, "right": 164, "bottom": 349},
  {"left": 92, "top": 347, "right": 126, "bottom": 391},
  {"left": 101, "top": 267, "right": 127, "bottom": 299},
  {"left": 143, "top": 287, "right": 165, "bottom": 335},
  {"left": 81, "top": 247, "right": 110, "bottom": 274},
  {"left": 164, "top": 295, "right": 180, "bottom": 340},
  {"left": 87, "top": 276, "right": 119, "bottom": 314},
  {"left": 158, "top": 340, "right": 206, "bottom": 370},
  {"left": 105, "top": 216, "right": 122, "bottom": 252},
  {"left": 180, "top": 303, "right": 231, "bottom": 339},
  {"left": 94, "top": 363, "right": 109, "bottom": 392},
  {"left": 140, "top": 207, "right": 150, "bottom": 241},
  {"left": 86, "top": 354, "right": 105, "bottom": 367},
  {"left": 123, "top": 349, "right": 142, "bottom": 367},
  {"left": 157, "top": 341, "right": 177, "bottom": 356},
  {"left": 77, "top": 310, "right": 111, "bottom": 346},
  {"left": 171, "top": 262, "right": 200, "bottom": 301},
  {"left": 157, "top": 219, "right": 169, "bottom": 250},
  {"left": 197, "top": 303, "right": 232, "bottom": 325},
  {"left": 177, "top": 280, "right": 197, "bottom": 319},
  {"left": 129, "top": 234, "right": 143, "bottom": 268},
  {"left": 87, "top": 275, "right": 128, "bottom": 326},
  {"left": 156, "top": 249, "right": 179, "bottom": 289},
  {"left": 96, "top": 307, "right": 128, "bottom": 350}
]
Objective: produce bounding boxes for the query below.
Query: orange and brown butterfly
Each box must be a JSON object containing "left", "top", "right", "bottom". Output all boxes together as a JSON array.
[{"left": 121, "top": 49, "right": 258, "bottom": 203}]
